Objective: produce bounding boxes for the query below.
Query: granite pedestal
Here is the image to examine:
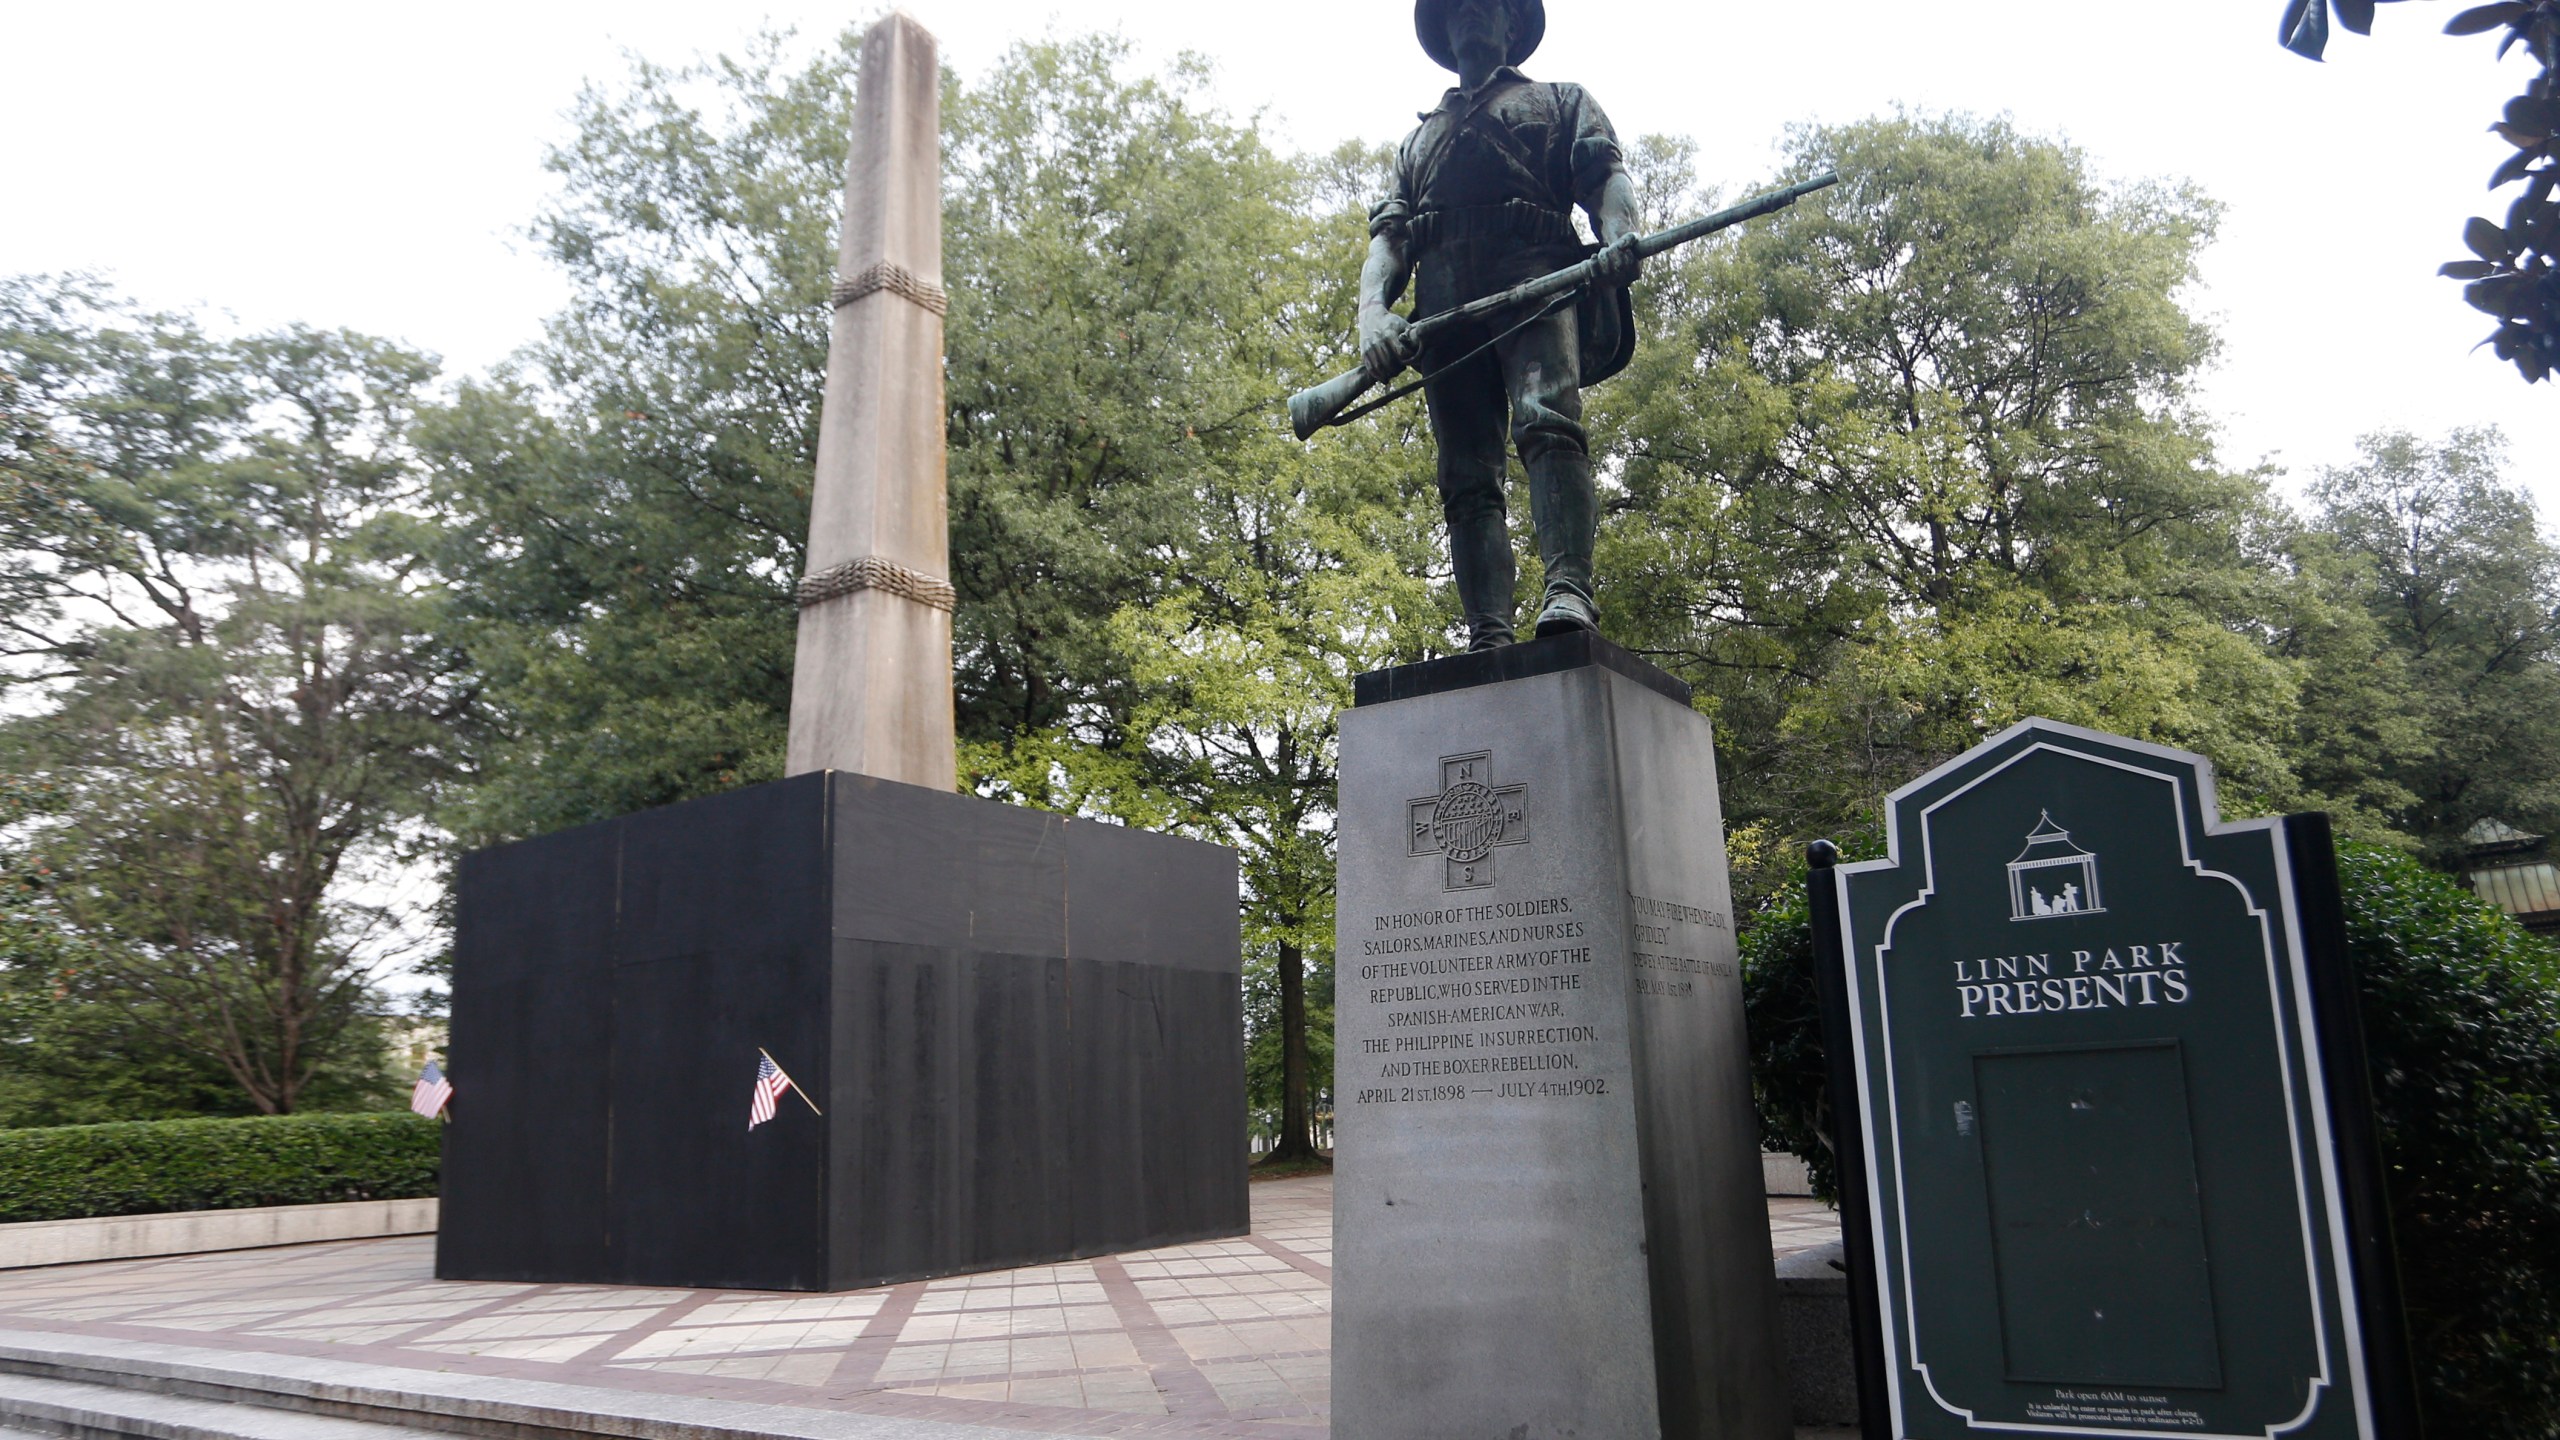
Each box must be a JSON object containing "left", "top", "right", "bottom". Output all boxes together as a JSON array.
[
  {"left": 1332, "top": 632, "right": 1790, "bottom": 1440},
  {"left": 437, "top": 771, "right": 1246, "bottom": 1292}
]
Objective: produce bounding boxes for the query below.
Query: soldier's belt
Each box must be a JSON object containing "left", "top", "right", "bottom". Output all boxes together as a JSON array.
[{"left": 1409, "top": 200, "right": 1580, "bottom": 257}]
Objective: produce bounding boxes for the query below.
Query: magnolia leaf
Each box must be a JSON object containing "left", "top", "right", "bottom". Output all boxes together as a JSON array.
[
  {"left": 2528, "top": 201, "right": 2560, "bottom": 251},
  {"left": 2466, "top": 215, "right": 2513, "bottom": 260},
  {"left": 2445, "top": 1, "right": 2531, "bottom": 34},
  {"left": 2468, "top": 272, "right": 2543, "bottom": 319},
  {"left": 2504, "top": 95, "right": 2560, "bottom": 132},
  {"left": 2465, "top": 275, "right": 2527, "bottom": 315},
  {"left": 2281, "top": 0, "right": 2332, "bottom": 58},
  {"left": 2492, "top": 148, "right": 2540, "bottom": 189},
  {"left": 2442, "top": 259, "right": 2501, "bottom": 278},
  {"left": 2335, "top": 0, "right": 2378, "bottom": 32}
]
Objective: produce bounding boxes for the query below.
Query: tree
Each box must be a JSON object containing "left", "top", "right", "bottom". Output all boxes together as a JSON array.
[
  {"left": 0, "top": 772, "right": 249, "bottom": 1126},
  {"left": 0, "top": 277, "right": 456, "bottom": 1116},
  {"left": 422, "top": 35, "right": 854, "bottom": 842},
  {"left": 1592, "top": 114, "right": 2304, "bottom": 902},
  {"left": 2309, "top": 427, "right": 2560, "bottom": 859},
  {"left": 949, "top": 126, "right": 1451, "bottom": 1161}
]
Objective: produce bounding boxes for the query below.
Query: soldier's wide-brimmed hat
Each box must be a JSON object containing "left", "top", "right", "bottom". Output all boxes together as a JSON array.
[{"left": 1415, "top": 0, "right": 1545, "bottom": 72}]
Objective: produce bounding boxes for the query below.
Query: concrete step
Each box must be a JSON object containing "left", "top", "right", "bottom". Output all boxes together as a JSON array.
[
  {"left": 0, "top": 1327, "right": 1034, "bottom": 1440},
  {"left": 0, "top": 1371, "right": 436, "bottom": 1440},
  {"left": 0, "top": 1325, "right": 1868, "bottom": 1440}
]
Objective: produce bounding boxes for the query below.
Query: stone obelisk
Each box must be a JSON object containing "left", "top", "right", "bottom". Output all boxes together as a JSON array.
[{"left": 787, "top": 11, "right": 956, "bottom": 789}]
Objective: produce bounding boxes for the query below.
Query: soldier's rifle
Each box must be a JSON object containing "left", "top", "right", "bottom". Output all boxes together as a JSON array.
[{"left": 1287, "top": 171, "right": 1839, "bottom": 441}]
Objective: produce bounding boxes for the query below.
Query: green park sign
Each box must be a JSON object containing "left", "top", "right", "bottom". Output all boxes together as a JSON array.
[{"left": 1812, "top": 719, "right": 2417, "bottom": 1440}]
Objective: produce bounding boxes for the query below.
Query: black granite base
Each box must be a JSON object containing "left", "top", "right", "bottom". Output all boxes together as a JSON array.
[{"left": 435, "top": 772, "right": 1246, "bottom": 1292}]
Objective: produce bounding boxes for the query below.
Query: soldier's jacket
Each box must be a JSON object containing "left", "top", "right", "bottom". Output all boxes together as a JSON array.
[{"left": 1369, "top": 67, "right": 1637, "bottom": 386}]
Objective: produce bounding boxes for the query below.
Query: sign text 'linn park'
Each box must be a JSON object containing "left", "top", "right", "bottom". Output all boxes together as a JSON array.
[{"left": 1951, "top": 943, "right": 2194, "bottom": 1017}]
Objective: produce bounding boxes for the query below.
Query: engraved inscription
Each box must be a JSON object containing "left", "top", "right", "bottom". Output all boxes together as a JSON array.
[
  {"left": 1626, "top": 891, "right": 1735, "bottom": 1000},
  {"left": 1351, "top": 892, "right": 1610, "bottom": 1105}
]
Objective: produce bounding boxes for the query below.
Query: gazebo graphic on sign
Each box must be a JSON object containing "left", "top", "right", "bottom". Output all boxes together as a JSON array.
[{"left": 2007, "top": 811, "right": 2104, "bottom": 921}]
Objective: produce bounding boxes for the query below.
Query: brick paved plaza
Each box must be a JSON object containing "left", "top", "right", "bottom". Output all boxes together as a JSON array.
[{"left": 0, "top": 1176, "right": 1840, "bottom": 1437}]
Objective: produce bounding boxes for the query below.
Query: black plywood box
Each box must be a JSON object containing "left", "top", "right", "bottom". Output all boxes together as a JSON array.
[{"left": 436, "top": 771, "right": 1247, "bottom": 1291}]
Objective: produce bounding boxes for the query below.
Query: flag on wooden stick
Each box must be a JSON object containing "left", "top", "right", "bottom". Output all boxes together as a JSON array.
[
  {"left": 410, "top": 1061, "right": 453, "bottom": 1119},
  {"left": 749, "top": 1049, "right": 821, "bottom": 1129}
]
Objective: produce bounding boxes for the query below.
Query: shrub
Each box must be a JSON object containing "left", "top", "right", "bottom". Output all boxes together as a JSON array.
[
  {"left": 1742, "top": 839, "right": 2560, "bottom": 1440},
  {"left": 1738, "top": 875, "right": 1839, "bottom": 1203},
  {"left": 2337, "top": 843, "right": 2560, "bottom": 1437},
  {"left": 0, "top": 1111, "right": 439, "bottom": 1223}
]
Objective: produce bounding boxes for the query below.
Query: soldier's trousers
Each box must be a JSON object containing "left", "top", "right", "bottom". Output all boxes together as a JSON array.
[{"left": 1419, "top": 293, "right": 1595, "bottom": 651}]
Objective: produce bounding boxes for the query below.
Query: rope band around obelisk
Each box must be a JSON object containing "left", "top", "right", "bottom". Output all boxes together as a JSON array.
[
  {"left": 830, "top": 261, "right": 949, "bottom": 316},
  {"left": 795, "top": 554, "right": 957, "bottom": 612}
]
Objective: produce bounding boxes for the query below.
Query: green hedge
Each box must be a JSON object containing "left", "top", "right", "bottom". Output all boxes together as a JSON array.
[
  {"left": 2337, "top": 844, "right": 2560, "bottom": 1437},
  {"left": 1742, "top": 839, "right": 2560, "bottom": 1440},
  {"left": 0, "top": 1111, "right": 440, "bottom": 1223}
]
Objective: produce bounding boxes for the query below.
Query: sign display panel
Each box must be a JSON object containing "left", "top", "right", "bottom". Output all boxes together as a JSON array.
[{"left": 1816, "top": 719, "right": 2413, "bottom": 1440}]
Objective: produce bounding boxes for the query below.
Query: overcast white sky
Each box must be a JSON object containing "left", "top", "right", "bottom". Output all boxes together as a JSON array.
[{"left": 5, "top": 0, "right": 2554, "bottom": 514}]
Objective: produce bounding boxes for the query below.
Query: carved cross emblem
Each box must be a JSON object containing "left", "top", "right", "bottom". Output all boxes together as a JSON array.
[{"left": 1409, "top": 751, "right": 1529, "bottom": 891}]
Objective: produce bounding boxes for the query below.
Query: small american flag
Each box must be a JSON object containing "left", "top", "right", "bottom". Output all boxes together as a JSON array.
[
  {"left": 749, "top": 1052, "right": 795, "bottom": 1130},
  {"left": 410, "top": 1061, "right": 453, "bottom": 1119}
]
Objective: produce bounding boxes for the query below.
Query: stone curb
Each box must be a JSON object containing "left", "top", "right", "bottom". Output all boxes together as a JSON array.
[
  {"left": 0, "top": 1328, "right": 1033, "bottom": 1440},
  {"left": 0, "top": 1200, "right": 439, "bottom": 1271}
]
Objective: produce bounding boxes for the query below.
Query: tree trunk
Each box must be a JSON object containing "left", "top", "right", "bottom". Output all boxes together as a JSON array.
[{"left": 1268, "top": 936, "right": 1319, "bottom": 1161}]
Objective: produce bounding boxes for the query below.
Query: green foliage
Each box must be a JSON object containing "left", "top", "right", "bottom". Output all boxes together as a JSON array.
[
  {"left": 1596, "top": 114, "right": 2312, "bottom": 907},
  {"left": 0, "top": 279, "right": 448, "bottom": 1117},
  {"left": 423, "top": 34, "right": 854, "bottom": 839},
  {"left": 945, "top": 43, "right": 1361, "bottom": 750},
  {"left": 1244, "top": 940, "right": 1336, "bottom": 1147},
  {"left": 1738, "top": 871, "right": 1834, "bottom": 1200},
  {"left": 0, "top": 773, "right": 235, "bottom": 1127},
  {"left": 2310, "top": 429, "right": 2560, "bottom": 861},
  {"left": 1741, "top": 839, "right": 2560, "bottom": 1439},
  {"left": 0, "top": 1111, "right": 439, "bottom": 1223},
  {"left": 2335, "top": 841, "right": 2560, "bottom": 1436},
  {"left": 1598, "top": 115, "right": 2560, "bottom": 915}
]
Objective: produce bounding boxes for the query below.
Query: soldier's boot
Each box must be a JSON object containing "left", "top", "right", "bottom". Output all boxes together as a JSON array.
[
  {"left": 1446, "top": 508, "right": 1517, "bottom": 652},
  {"left": 1527, "top": 447, "right": 1599, "bottom": 637}
]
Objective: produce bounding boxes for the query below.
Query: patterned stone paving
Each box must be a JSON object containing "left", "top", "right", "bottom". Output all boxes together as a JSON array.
[{"left": 0, "top": 1177, "right": 1839, "bottom": 1437}]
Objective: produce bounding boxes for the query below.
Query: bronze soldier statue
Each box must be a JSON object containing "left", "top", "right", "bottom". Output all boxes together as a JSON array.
[{"left": 1359, "top": 0, "right": 1644, "bottom": 650}]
